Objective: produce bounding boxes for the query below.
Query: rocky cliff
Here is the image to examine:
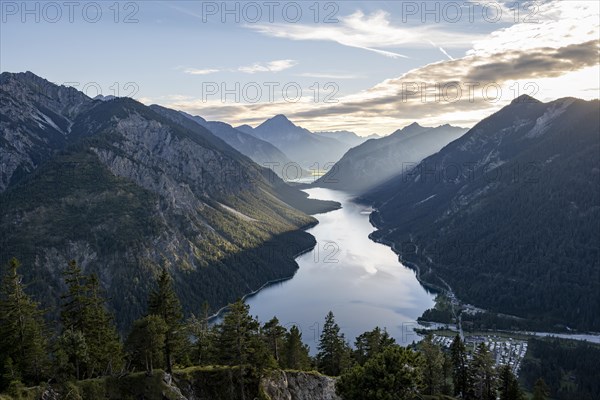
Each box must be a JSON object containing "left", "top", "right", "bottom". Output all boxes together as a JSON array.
[
  {"left": 14, "top": 369, "right": 340, "bottom": 400},
  {"left": 261, "top": 370, "right": 340, "bottom": 400}
]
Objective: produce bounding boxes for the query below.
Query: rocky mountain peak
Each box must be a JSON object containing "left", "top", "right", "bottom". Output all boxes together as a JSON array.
[{"left": 510, "top": 94, "right": 542, "bottom": 105}]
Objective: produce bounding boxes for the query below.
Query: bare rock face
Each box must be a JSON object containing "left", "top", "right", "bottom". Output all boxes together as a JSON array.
[
  {"left": 0, "top": 71, "right": 91, "bottom": 191},
  {"left": 261, "top": 370, "right": 341, "bottom": 400}
]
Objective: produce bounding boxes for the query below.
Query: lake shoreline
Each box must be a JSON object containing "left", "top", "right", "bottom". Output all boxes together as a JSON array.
[
  {"left": 367, "top": 210, "right": 600, "bottom": 339},
  {"left": 208, "top": 220, "right": 322, "bottom": 322}
]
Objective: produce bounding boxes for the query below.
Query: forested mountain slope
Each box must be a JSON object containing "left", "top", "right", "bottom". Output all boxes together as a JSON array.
[
  {"left": 366, "top": 96, "right": 600, "bottom": 330},
  {"left": 0, "top": 72, "right": 338, "bottom": 330},
  {"left": 174, "top": 110, "right": 309, "bottom": 180},
  {"left": 315, "top": 123, "right": 467, "bottom": 193}
]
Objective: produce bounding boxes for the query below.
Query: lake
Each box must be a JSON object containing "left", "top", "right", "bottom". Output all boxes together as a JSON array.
[{"left": 245, "top": 187, "right": 436, "bottom": 353}]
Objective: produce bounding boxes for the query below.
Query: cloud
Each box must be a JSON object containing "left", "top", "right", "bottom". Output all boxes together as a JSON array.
[
  {"left": 287, "top": 39, "right": 599, "bottom": 122},
  {"left": 238, "top": 59, "right": 297, "bottom": 74},
  {"left": 169, "top": 1, "right": 599, "bottom": 135},
  {"left": 246, "top": 10, "right": 481, "bottom": 59},
  {"left": 428, "top": 40, "right": 454, "bottom": 60},
  {"left": 183, "top": 68, "right": 220, "bottom": 75},
  {"left": 179, "top": 60, "right": 297, "bottom": 76},
  {"left": 466, "top": 40, "right": 599, "bottom": 82}
]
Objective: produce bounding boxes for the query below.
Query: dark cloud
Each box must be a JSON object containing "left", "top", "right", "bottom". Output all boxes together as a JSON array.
[
  {"left": 288, "top": 40, "right": 599, "bottom": 121},
  {"left": 467, "top": 40, "right": 599, "bottom": 81}
]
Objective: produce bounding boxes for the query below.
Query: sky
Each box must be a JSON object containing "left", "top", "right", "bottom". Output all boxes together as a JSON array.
[{"left": 1, "top": 0, "right": 598, "bottom": 136}]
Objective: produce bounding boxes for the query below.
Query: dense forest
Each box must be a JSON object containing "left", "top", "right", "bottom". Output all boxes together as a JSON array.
[
  {"left": 366, "top": 98, "right": 600, "bottom": 331},
  {"left": 0, "top": 257, "right": 570, "bottom": 400},
  {"left": 520, "top": 338, "right": 600, "bottom": 400}
]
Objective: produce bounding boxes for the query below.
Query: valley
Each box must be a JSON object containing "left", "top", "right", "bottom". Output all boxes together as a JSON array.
[
  {"left": 242, "top": 188, "right": 436, "bottom": 351},
  {"left": 2, "top": 1, "right": 600, "bottom": 398}
]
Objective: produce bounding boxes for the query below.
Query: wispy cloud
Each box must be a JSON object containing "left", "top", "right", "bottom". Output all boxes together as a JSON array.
[
  {"left": 183, "top": 68, "right": 220, "bottom": 75},
  {"left": 428, "top": 40, "right": 454, "bottom": 60},
  {"left": 246, "top": 10, "right": 480, "bottom": 59},
  {"left": 180, "top": 60, "right": 298, "bottom": 75},
  {"left": 168, "top": 1, "right": 599, "bottom": 135},
  {"left": 238, "top": 59, "right": 297, "bottom": 74}
]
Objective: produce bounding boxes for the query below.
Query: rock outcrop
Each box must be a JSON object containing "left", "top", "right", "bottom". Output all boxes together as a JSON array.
[{"left": 261, "top": 370, "right": 340, "bottom": 400}]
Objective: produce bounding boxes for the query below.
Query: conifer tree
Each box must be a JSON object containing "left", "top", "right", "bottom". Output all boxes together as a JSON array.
[
  {"left": 125, "top": 315, "right": 167, "bottom": 373},
  {"left": 441, "top": 351, "right": 454, "bottom": 395},
  {"left": 316, "top": 311, "right": 351, "bottom": 376},
  {"left": 56, "top": 328, "right": 89, "bottom": 380},
  {"left": 450, "top": 335, "right": 469, "bottom": 397},
  {"left": 498, "top": 364, "right": 525, "bottom": 400},
  {"left": 282, "top": 325, "right": 311, "bottom": 370},
  {"left": 187, "top": 301, "right": 216, "bottom": 366},
  {"left": 148, "top": 267, "right": 184, "bottom": 373},
  {"left": 217, "top": 299, "right": 267, "bottom": 400},
  {"left": 420, "top": 334, "right": 445, "bottom": 396},
  {"left": 60, "top": 260, "right": 123, "bottom": 378},
  {"left": 263, "top": 317, "right": 286, "bottom": 364},
  {"left": 532, "top": 378, "right": 550, "bottom": 400},
  {"left": 470, "top": 342, "right": 497, "bottom": 400},
  {"left": 353, "top": 326, "right": 396, "bottom": 365},
  {"left": 0, "top": 258, "right": 48, "bottom": 387},
  {"left": 336, "top": 346, "right": 422, "bottom": 400}
]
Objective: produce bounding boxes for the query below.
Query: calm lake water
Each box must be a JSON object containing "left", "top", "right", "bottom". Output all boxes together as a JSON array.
[{"left": 245, "top": 188, "right": 436, "bottom": 353}]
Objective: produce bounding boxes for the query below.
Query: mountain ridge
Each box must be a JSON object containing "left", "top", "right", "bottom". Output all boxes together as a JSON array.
[
  {"left": 0, "top": 71, "right": 339, "bottom": 330},
  {"left": 239, "top": 115, "right": 354, "bottom": 169},
  {"left": 314, "top": 122, "right": 468, "bottom": 193},
  {"left": 365, "top": 96, "right": 600, "bottom": 330}
]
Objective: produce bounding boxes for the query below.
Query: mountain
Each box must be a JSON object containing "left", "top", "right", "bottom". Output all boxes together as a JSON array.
[
  {"left": 235, "top": 124, "right": 255, "bottom": 135},
  {"left": 172, "top": 111, "right": 310, "bottom": 181},
  {"left": 313, "top": 130, "right": 373, "bottom": 147},
  {"left": 0, "top": 71, "right": 339, "bottom": 330},
  {"left": 238, "top": 115, "right": 351, "bottom": 169},
  {"left": 0, "top": 71, "right": 91, "bottom": 191},
  {"left": 93, "top": 94, "right": 117, "bottom": 101},
  {"left": 314, "top": 123, "right": 468, "bottom": 193},
  {"left": 365, "top": 96, "right": 600, "bottom": 330}
]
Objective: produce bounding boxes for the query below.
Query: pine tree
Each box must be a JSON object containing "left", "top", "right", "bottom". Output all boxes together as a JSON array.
[
  {"left": 84, "top": 274, "right": 124, "bottom": 376},
  {"left": 420, "top": 334, "right": 445, "bottom": 396},
  {"left": 61, "top": 260, "right": 88, "bottom": 332},
  {"left": 316, "top": 311, "right": 351, "bottom": 376},
  {"left": 282, "top": 325, "right": 311, "bottom": 370},
  {"left": 470, "top": 342, "right": 497, "bottom": 400},
  {"left": 336, "top": 346, "right": 422, "bottom": 400},
  {"left": 353, "top": 326, "right": 396, "bottom": 365},
  {"left": 148, "top": 267, "right": 185, "bottom": 373},
  {"left": 498, "top": 364, "right": 525, "bottom": 400},
  {"left": 186, "top": 301, "right": 216, "bottom": 366},
  {"left": 217, "top": 299, "right": 267, "bottom": 400},
  {"left": 441, "top": 351, "right": 454, "bottom": 395},
  {"left": 262, "top": 317, "right": 286, "bottom": 365},
  {"left": 60, "top": 260, "right": 123, "bottom": 378},
  {"left": 0, "top": 258, "right": 48, "bottom": 387},
  {"left": 125, "top": 315, "right": 167, "bottom": 373},
  {"left": 532, "top": 378, "right": 550, "bottom": 400},
  {"left": 450, "top": 335, "right": 469, "bottom": 397},
  {"left": 56, "top": 329, "right": 89, "bottom": 380}
]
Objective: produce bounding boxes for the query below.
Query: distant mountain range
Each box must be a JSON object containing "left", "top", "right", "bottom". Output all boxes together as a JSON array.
[
  {"left": 314, "top": 123, "right": 468, "bottom": 193},
  {"left": 174, "top": 111, "right": 311, "bottom": 181},
  {"left": 365, "top": 95, "right": 600, "bottom": 331},
  {"left": 0, "top": 71, "right": 339, "bottom": 330},
  {"left": 313, "top": 130, "right": 379, "bottom": 147},
  {"left": 236, "top": 115, "right": 355, "bottom": 170}
]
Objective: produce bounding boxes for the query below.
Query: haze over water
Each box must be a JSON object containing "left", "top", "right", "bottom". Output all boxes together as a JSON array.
[{"left": 246, "top": 188, "right": 436, "bottom": 352}]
